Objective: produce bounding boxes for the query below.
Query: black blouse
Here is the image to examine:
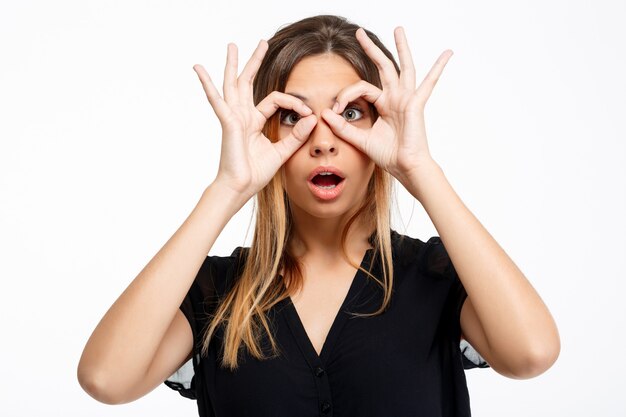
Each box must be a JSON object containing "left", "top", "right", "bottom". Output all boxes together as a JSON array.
[{"left": 164, "top": 230, "right": 489, "bottom": 416}]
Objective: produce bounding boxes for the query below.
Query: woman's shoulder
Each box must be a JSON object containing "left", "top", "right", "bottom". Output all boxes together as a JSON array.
[
  {"left": 389, "top": 230, "right": 449, "bottom": 270},
  {"left": 194, "top": 246, "right": 250, "bottom": 297}
]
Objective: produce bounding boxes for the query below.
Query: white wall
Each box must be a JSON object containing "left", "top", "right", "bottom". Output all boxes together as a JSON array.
[{"left": 1, "top": 0, "right": 624, "bottom": 415}]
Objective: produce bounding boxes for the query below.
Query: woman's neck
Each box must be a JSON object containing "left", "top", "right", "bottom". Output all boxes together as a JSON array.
[{"left": 288, "top": 217, "right": 375, "bottom": 261}]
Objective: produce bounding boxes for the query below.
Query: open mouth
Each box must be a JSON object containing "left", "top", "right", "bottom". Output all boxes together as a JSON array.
[{"left": 310, "top": 173, "right": 344, "bottom": 189}]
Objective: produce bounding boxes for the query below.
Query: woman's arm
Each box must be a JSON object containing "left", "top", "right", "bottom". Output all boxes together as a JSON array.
[
  {"left": 407, "top": 159, "right": 560, "bottom": 379},
  {"left": 77, "top": 38, "right": 318, "bottom": 404},
  {"left": 77, "top": 181, "right": 249, "bottom": 403}
]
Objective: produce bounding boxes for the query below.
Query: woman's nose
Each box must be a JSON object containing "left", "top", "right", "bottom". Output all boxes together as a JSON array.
[{"left": 308, "top": 116, "right": 338, "bottom": 156}]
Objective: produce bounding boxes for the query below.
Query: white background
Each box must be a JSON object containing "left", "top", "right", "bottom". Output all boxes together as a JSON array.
[{"left": 1, "top": 0, "right": 624, "bottom": 415}]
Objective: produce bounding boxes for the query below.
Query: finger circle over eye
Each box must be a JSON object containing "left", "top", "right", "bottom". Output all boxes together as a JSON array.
[
  {"left": 256, "top": 91, "right": 311, "bottom": 121},
  {"left": 334, "top": 80, "right": 383, "bottom": 113}
]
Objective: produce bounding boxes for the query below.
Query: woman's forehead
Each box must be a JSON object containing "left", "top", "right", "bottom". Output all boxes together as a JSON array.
[
  {"left": 284, "top": 54, "right": 362, "bottom": 100},
  {"left": 287, "top": 53, "right": 359, "bottom": 79}
]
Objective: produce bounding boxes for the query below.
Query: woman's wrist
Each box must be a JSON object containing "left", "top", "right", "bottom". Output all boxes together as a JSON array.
[
  {"left": 203, "top": 180, "right": 252, "bottom": 213},
  {"left": 394, "top": 157, "right": 443, "bottom": 200}
]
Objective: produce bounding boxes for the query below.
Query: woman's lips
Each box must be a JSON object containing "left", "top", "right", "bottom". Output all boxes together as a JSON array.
[
  {"left": 311, "top": 173, "right": 343, "bottom": 187},
  {"left": 307, "top": 165, "right": 346, "bottom": 182},
  {"left": 307, "top": 177, "right": 345, "bottom": 201}
]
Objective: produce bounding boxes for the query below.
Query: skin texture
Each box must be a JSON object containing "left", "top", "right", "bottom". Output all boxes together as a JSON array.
[{"left": 279, "top": 53, "right": 377, "bottom": 261}]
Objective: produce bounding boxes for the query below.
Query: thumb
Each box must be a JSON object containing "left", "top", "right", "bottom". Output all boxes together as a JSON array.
[{"left": 272, "top": 114, "right": 317, "bottom": 162}]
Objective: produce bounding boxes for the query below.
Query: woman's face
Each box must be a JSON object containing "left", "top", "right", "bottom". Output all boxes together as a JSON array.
[{"left": 279, "top": 53, "right": 375, "bottom": 221}]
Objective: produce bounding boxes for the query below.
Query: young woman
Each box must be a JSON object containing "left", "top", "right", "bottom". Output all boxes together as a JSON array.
[{"left": 78, "top": 14, "right": 560, "bottom": 416}]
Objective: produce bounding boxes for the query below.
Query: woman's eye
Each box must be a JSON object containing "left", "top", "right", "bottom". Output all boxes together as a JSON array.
[
  {"left": 279, "top": 104, "right": 365, "bottom": 126},
  {"left": 342, "top": 105, "right": 364, "bottom": 122},
  {"left": 279, "top": 110, "right": 301, "bottom": 126}
]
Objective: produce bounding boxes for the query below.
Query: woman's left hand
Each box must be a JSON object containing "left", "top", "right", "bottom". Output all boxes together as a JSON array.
[{"left": 320, "top": 26, "right": 453, "bottom": 185}]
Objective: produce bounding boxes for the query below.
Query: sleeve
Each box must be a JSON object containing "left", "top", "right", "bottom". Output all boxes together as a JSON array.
[
  {"left": 419, "top": 236, "right": 490, "bottom": 370},
  {"left": 460, "top": 339, "right": 490, "bottom": 369},
  {"left": 163, "top": 246, "right": 247, "bottom": 399}
]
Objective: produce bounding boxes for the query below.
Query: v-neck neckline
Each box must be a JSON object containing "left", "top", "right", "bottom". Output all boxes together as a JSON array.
[{"left": 282, "top": 247, "right": 374, "bottom": 366}]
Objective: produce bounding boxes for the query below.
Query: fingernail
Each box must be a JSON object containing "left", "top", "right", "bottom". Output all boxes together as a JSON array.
[
  {"left": 332, "top": 102, "right": 339, "bottom": 112},
  {"left": 303, "top": 105, "right": 312, "bottom": 114}
]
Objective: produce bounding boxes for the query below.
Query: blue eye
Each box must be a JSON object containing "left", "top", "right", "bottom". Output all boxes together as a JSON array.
[{"left": 279, "top": 104, "right": 365, "bottom": 126}]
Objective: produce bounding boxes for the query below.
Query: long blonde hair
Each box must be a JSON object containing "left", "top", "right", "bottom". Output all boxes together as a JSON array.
[{"left": 201, "top": 14, "right": 401, "bottom": 370}]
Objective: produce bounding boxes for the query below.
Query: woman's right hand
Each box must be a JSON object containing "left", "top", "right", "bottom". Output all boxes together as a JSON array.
[{"left": 193, "top": 40, "right": 317, "bottom": 198}]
